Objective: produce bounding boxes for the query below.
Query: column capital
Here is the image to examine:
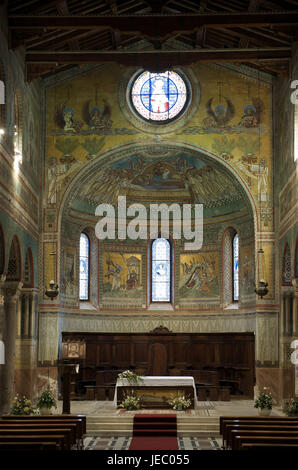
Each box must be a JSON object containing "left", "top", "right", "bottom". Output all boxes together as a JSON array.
[{"left": 4, "top": 282, "right": 23, "bottom": 303}]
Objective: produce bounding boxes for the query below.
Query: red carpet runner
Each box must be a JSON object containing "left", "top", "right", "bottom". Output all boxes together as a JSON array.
[{"left": 129, "top": 414, "right": 178, "bottom": 450}]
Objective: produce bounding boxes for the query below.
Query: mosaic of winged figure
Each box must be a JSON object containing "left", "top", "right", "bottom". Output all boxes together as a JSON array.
[
  {"left": 203, "top": 97, "right": 235, "bottom": 128},
  {"left": 82, "top": 99, "right": 112, "bottom": 130},
  {"left": 54, "top": 103, "right": 83, "bottom": 133}
]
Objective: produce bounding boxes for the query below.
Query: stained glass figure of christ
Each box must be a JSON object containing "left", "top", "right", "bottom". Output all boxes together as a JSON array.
[
  {"left": 131, "top": 71, "right": 187, "bottom": 122},
  {"left": 151, "top": 238, "right": 171, "bottom": 302}
]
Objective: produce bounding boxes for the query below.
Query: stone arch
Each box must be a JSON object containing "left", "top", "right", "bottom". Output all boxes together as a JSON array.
[
  {"left": 57, "top": 142, "right": 258, "bottom": 303},
  {"left": 58, "top": 141, "right": 258, "bottom": 232},
  {"left": 282, "top": 242, "right": 291, "bottom": 286},
  {"left": 6, "top": 235, "right": 22, "bottom": 282}
]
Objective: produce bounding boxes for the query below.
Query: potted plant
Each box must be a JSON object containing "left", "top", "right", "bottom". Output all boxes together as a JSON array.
[
  {"left": 119, "top": 392, "right": 140, "bottom": 410},
  {"left": 167, "top": 394, "right": 192, "bottom": 411},
  {"left": 36, "top": 387, "right": 57, "bottom": 415},
  {"left": 283, "top": 398, "right": 298, "bottom": 417},
  {"left": 118, "top": 370, "right": 143, "bottom": 385},
  {"left": 254, "top": 388, "right": 273, "bottom": 416},
  {"left": 10, "top": 394, "right": 36, "bottom": 415}
]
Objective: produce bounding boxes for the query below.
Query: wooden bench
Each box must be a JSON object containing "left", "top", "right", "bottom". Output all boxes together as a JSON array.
[
  {"left": 241, "top": 442, "right": 298, "bottom": 450},
  {"left": 0, "top": 423, "right": 77, "bottom": 450},
  {"left": 0, "top": 428, "right": 73, "bottom": 450},
  {"left": 1, "top": 414, "right": 86, "bottom": 449},
  {"left": 220, "top": 416, "right": 298, "bottom": 448},
  {"left": 0, "top": 441, "right": 61, "bottom": 450},
  {"left": 0, "top": 434, "right": 67, "bottom": 449},
  {"left": 197, "top": 385, "right": 230, "bottom": 401},
  {"left": 226, "top": 424, "right": 298, "bottom": 449},
  {"left": 230, "top": 430, "right": 298, "bottom": 450},
  {"left": 233, "top": 435, "right": 298, "bottom": 451}
]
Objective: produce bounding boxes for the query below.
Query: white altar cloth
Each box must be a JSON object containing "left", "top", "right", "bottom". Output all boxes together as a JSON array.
[{"left": 113, "top": 376, "right": 198, "bottom": 407}]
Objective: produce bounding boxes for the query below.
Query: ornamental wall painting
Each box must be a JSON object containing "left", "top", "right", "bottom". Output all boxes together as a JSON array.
[
  {"left": 102, "top": 251, "right": 143, "bottom": 300},
  {"left": 61, "top": 247, "right": 77, "bottom": 298},
  {"left": 240, "top": 244, "right": 255, "bottom": 297},
  {"left": 179, "top": 252, "right": 219, "bottom": 299}
]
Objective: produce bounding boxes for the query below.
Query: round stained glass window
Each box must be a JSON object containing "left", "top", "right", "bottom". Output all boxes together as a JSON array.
[{"left": 131, "top": 70, "right": 188, "bottom": 122}]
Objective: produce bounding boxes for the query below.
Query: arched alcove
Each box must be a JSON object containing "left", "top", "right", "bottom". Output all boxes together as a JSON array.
[{"left": 6, "top": 235, "right": 22, "bottom": 282}]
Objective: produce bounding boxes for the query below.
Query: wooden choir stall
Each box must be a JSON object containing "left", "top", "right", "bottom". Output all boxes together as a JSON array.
[{"left": 61, "top": 328, "right": 255, "bottom": 404}]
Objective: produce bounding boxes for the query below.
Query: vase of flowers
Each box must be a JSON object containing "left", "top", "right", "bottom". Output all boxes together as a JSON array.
[
  {"left": 254, "top": 388, "right": 273, "bottom": 416},
  {"left": 10, "top": 394, "right": 36, "bottom": 415},
  {"left": 118, "top": 370, "right": 143, "bottom": 385},
  {"left": 36, "top": 387, "right": 57, "bottom": 415},
  {"left": 283, "top": 398, "right": 298, "bottom": 417},
  {"left": 167, "top": 394, "right": 192, "bottom": 411},
  {"left": 119, "top": 392, "right": 140, "bottom": 410}
]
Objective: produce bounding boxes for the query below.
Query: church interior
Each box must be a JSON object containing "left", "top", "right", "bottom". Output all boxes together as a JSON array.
[{"left": 0, "top": 0, "right": 297, "bottom": 451}]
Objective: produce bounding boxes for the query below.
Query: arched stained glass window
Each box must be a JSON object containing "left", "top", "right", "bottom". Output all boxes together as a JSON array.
[
  {"left": 233, "top": 233, "right": 239, "bottom": 301},
  {"left": 131, "top": 71, "right": 188, "bottom": 122},
  {"left": 151, "top": 238, "right": 171, "bottom": 302},
  {"left": 80, "top": 233, "right": 89, "bottom": 300}
]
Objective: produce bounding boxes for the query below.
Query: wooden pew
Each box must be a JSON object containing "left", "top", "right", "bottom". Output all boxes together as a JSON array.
[
  {"left": 0, "top": 441, "right": 61, "bottom": 450},
  {"left": 0, "top": 419, "right": 82, "bottom": 449},
  {"left": 233, "top": 435, "right": 298, "bottom": 451},
  {"left": 220, "top": 416, "right": 298, "bottom": 448},
  {"left": 241, "top": 442, "right": 298, "bottom": 450},
  {"left": 0, "top": 423, "right": 77, "bottom": 449},
  {"left": 2, "top": 414, "right": 86, "bottom": 442},
  {"left": 0, "top": 429, "right": 73, "bottom": 450},
  {"left": 230, "top": 430, "right": 298, "bottom": 450},
  {"left": 226, "top": 424, "right": 298, "bottom": 449},
  {"left": 0, "top": 434, "right": 67, "bottom": 449}
]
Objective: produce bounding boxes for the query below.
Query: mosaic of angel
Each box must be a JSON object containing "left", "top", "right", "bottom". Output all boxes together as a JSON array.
[
  {"left": 54, "top": 104, "right": 83, "bottom": 133},
  {"left": 238, "top": 98, "right": 263, "bottom": 128},
  {"left": 202, "top": 97, "right": 235, "bottom": 128},
  {"left": 82, "top": 99, "right": 112, "bottom": 130}
]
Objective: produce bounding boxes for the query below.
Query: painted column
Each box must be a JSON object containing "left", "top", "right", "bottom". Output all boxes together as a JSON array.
[
  {"left": 0, "top": 282, "right": 23, "bottom": 415},
  {"left": 24, "top": 295, "right": 29, "bottom": 338}
]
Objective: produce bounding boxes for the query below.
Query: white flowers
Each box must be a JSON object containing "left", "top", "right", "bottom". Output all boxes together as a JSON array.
[{"left": 167, "top": 394, "right": 192, "bottom": 410}]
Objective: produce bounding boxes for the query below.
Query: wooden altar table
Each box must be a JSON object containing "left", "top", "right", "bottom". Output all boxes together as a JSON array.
[{"left": 114, "top": 376, "right": 197, "bottom": 409}]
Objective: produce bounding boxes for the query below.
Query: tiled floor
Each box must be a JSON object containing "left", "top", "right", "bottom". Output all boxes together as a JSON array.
[{"left": 83, "top": 435, "right": 222, "bottom": 450}]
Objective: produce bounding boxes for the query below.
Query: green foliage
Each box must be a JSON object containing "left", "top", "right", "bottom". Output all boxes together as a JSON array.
[
  {"left": 10, "top": 394, "right": 36, "bottom": 415},
  {"left": 55, "top": 137, "right": 80, "bottom": 156},
  {"left": 167, "top": 394, "right": 192, "bottom": 410},
  {"left": 237, "top": 136, "right": 259, "bottom": 156},
  {"left": 212, "top": 136, "right": 236, "bottom": 156},
  {"left": 118, "top": 370, "right": 144, "bottom": 385},
  {"left": 36, "top": 387, "right": 57, "bottom": 409},
  {"left": 254, "top": 390, "right": 273, "bottom": 410},
  {"left": 119, "top": 392, "right": 140, "bottom": 410},
  {"left": 81, "top": 137, "right": 105, "bottom": 158},
  {"left": 283, "top": 398, "right": 298, "bottom": 416}
]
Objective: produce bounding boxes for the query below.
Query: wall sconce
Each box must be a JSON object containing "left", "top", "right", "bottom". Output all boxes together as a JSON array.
[
  {"left": 45, "top": 279, "right": 59, "bottom": 300},
  {"left": 255, "top": 248, "right": 269, "bottom": 298}
]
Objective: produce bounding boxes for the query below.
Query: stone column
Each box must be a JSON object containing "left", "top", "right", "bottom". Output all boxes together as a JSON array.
[
  {"left": 0, "top": 282, "right": 23, "bottom": 415},
  {"left": 0, "top": 274, "right": 6, "bottom": 340}
]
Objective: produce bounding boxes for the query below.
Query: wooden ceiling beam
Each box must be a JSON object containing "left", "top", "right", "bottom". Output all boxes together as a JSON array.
[
  {"left": 25, "top": 47, "right": 291, "bottom": 68},
  {"left": 8, "top": 12, "right": 298, "bottom": 41}
]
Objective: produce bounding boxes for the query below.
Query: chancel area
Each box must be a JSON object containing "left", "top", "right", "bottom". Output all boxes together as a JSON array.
[{"left": 0, "top": 0, "right": 297, "bottom": 451}]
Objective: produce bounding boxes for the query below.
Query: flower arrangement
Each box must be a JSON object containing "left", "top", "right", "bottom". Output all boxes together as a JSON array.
[
  {"left": 10, "top": 394, "right": 36, "bottom": 415},
  {"left": 254, "top": 388, "right": 273, "bottom": 410},
  {"left": 167, "top": 394, "right": 192, "bottom": 411},
  {"left": 118, "top": 370, "right": 143, "bottom": 385},
  {"left": 119, "top": 392, "right": 140, "bottom": 410},
  {"left": 36, "top": 387, "right": 57, "bottom": 410},
  {"left": 283, "top": 398, "right": 298, "bottom": 417}
]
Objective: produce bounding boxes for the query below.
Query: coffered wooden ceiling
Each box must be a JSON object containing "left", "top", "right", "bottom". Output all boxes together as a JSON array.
[{"left": 3, "top": 0, "right": 298, "bottom": 81}]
